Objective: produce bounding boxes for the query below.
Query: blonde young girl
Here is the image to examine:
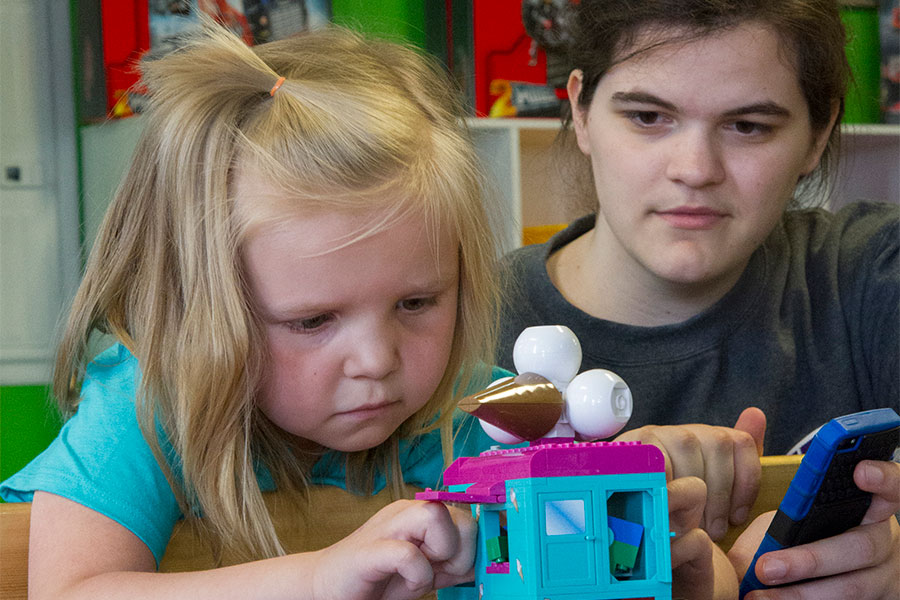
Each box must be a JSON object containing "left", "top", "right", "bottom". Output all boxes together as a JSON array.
[{"left": 1, "top": 22, "right": 504, "bottom": 599}]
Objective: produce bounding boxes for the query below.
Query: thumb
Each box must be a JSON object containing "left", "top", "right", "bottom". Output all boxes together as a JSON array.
[{"left": 734, "top": 407, "right": 766, "bottom": 456}]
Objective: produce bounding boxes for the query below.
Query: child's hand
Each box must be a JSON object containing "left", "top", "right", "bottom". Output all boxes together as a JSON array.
[
  {"left": 729, "top": 459, "right": 900, "bottom": 599},
  {"left": 310, "top": 499, "right": 476, "bottom": 600},
  {"left": 616, "top": 407, "right": 766, "bottom": 541},
  {"left": 668, "top": 476, "right": 740, "bottom": 600}
]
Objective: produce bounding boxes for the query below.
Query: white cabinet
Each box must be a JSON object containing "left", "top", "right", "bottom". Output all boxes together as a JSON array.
[
  {"left": 0, "top": 0, "right": 80, "bottom": 384},
  {"left": 469, "top": 118, "right": 900, "bottom": 252}
]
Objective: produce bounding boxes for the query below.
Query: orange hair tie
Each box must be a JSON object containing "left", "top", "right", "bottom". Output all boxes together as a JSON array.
[{"left": 269, "top": 76, "right": 286, "bottom": 97}]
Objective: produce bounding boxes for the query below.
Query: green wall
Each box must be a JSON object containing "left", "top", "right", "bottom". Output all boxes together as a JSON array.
[
  {"left": 332, "top": 0, "right": 425, "bottom": 46},
  {"left": 0, "top": 386, "right": 62, "bottom": 486}
]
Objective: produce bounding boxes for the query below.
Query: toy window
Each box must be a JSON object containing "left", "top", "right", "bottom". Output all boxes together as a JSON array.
[
  {"left": 484, "top": 508, "right": 510, "bottom": 573},
  {"left": 607, "top": 491, "right": 647, "bottom": 581},
  {"left": 544, "top": 499, "right": 586, "bottom": 536}
]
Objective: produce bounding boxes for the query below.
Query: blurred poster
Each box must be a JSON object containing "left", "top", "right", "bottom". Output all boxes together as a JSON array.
[{"left": 149, "top": 0, "right": 332, "bottom": 52}]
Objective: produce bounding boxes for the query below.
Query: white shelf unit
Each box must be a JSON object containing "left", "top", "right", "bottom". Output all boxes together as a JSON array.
[
  {"left": 77, "top": 117, "right": 900, "bottom": 259},
  {"left": 468, "top": 118, "right": 900, "bottom": 251}
]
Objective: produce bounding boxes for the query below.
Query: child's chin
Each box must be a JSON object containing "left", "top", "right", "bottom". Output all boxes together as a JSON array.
[{"left": 329, "top": 427, "right": 395, "bottom": 453}]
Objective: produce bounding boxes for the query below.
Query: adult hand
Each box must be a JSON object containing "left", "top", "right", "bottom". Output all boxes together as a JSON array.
[
  {"left": 729, "top": 459, "right": 900, "bottom": 599},
  {"left": 310, "top": 499, "right": 476, "bottom": 600},
  {"left": 616, "top": 406, "right": 766, "bottom": 541},
  {"left": 668, "top": 477, "right": 739, "bottom": 600}
]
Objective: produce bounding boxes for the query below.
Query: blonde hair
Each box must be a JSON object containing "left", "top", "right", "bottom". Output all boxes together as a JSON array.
[{"left": 54, "top": 21, "right": 499, "bottom": 561}]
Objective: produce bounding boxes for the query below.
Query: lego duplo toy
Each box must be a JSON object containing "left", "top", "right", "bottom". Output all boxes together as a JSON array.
[{"left": 417, "top": 325, "right": 672, "bottom": 600}]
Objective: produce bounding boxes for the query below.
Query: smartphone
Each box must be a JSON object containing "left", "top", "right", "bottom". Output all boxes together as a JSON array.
[{"left": 738, "top": 407, "right": 900, "bottom": 599}]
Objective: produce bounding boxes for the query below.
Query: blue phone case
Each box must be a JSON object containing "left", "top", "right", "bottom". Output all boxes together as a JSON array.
[{"left": 739, "top": 408, "right": 900, "bottom": 599}]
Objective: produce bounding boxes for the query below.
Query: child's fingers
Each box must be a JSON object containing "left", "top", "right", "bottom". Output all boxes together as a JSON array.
[
  {"left": 316, "top": 499, "right": 471, "bottom": 600},
  {"left": 380, "top": 502, "right": 476, "bottom": 592},
  {"left": 374, "top": 499, "right": 476, "bottom": 588},
  {"left": 362, "top": 539, "right": 434, "bottom": 598},
  {"left": 431, "top": 569, "right": 475, "bottom": 592},
  {"left": 315, "top": 537, "right": 435, "bottom": 600},
  {"left": 381, "top": 500, "right": 462, "bottom": 565},
  {"left": 855, "top": 460, "right": 900, "bottom": 525},
  {"left": 432, "top": 503, "right": 477, "bottom": 578}
]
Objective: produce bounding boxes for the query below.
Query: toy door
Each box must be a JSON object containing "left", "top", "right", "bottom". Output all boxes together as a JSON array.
[{"left": 538, "top": 491, "right": 597, "bottom": 588}]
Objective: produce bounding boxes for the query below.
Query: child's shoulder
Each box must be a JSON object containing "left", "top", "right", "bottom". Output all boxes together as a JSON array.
[
  {"left": 0, "top": 341, "right": 181, "bottom": 564},
  {"left": 83, "top": 341, "right": 140, "bottom": 392},
  {"left": 58, "top": 342, "right": 145, "bottom": 432}
]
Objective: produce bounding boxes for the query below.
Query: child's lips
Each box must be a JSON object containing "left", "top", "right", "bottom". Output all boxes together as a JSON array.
[
  {"left": 337, "top": 400, "right": 399, "bottom": 418},
  {"left": 655, "top": 206, "right": 727, "bottom": 230}
]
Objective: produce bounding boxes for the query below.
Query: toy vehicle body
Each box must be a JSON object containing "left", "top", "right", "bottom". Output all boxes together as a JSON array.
[{"left": 419, "top": 440, "right": 672, "bottom": 600}]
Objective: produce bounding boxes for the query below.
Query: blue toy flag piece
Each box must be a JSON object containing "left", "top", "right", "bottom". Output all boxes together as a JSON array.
[
  {"left": 608, "top": 516, "right": 644, "bottom": 575},
  {"left": 608, "top": 515, "right": 643, "bottom": 546}
]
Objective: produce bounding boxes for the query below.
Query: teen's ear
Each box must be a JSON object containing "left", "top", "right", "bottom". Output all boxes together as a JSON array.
[
  {"left": 567, "top": 70, "right": 592, "bottom": 156},
  {"left": 801, "top": 100, "right": 841, "bottom": 176}
]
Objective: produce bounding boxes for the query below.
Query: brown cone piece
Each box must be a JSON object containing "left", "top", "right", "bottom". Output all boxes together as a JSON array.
[{"left": 458, "top": 372, "right": 564, "bottom": 441}]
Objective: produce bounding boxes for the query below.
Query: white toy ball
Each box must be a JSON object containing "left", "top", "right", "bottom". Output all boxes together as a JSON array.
[
  {"left": 478, "top": 418, "right": 525, "bottom": 444},
  {"left": 473, "top": 376, "right": 525, "bottom": 444},
  {"left": 513, "top": 325, "right": 582, "bottom": 391},
  {"left": 565, "top": 369, "right": 633, "bottom": 440}
]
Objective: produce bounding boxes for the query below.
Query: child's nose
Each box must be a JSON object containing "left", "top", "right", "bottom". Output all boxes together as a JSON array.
[
  {"left": 343, "top": 322, "right": 401, "bottom": 379},
  {"left": 665, "top": 128, "right": 726, "bottom": 188}
]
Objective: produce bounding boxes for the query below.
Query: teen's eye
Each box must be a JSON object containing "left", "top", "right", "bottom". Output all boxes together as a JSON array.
[
  {"left": 398, "top": 297, "right": 437, "bottom": 312},
  {"left": 625, "top": 110, "right": 663, "bottom": 127},
  {"left": 286, "top": 313, "right": 333, "bottom": 332},
  {"left": 731, "top": 120, "right": 773, "bottom": 136}
]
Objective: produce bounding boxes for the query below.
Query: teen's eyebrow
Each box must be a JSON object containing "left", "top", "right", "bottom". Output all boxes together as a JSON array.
[
  {"left": 610, "top": 91, "right": 677, "bottom": 112},
  {"left": 611, "top": 92, "right": 792, "bottom": 119},
  {"left": 720, "top": 101, "right": 792, "bottom": 119}
]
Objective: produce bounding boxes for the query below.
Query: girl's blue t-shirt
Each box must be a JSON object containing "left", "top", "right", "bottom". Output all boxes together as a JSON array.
[{"left": 0, "top": 343, "right": 512, "bottom": 565}]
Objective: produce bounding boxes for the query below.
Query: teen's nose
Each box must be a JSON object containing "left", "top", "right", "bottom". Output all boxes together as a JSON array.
[
  {"left": 343, "top": 321, "right": 401, "bottom": 380},
  {"left": 665, "top": 128, "right": 725, "bottom": 188}
]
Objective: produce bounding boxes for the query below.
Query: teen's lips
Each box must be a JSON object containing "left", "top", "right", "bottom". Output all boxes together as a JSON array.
[{"left": 655, "top": 206, "right": 727, "bottom": 230}]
